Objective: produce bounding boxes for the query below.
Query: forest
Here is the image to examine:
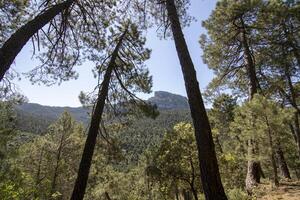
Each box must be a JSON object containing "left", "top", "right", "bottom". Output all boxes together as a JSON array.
[{"left": 0, "top": 0, "right": 300, "bottom": 199}]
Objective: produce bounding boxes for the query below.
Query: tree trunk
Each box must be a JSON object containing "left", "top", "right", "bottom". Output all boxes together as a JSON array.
[
  {"left": 240, "top": 17, "right": 263, "bottom": 193},
  {"left": 293, "top": 113, "right": 300, "bottom": 161},
  {"left": 282, "top": 58, "right": 300, "bottom": 160},
  {"left": 50, "top": 128, "right": 67, "bottom": 196},
  {"left": 245, "top": 140, "right": 261, "bottom": 194},
  {"left": 275, "top": 143, "right": 291, "bottom": 179},
  {"left": 165, "top": 0, "right": 227, "bottom": 199},
  {"left": 266, "top": 118, "right": 279, "bottom": 187},
  {"left": 70, "top": 30, "right": 127, "bottom": 200},
  {"left": 270, "top": 153, "right": 279, "bottom": 187},
  {"left": 182, "top": 190, "right": 192, "bottom": 200},
  {"left": 215, "top": 135, "right": 223, "bottom": 154},
  {"left": 190, "top": 186, "right": 199, "bottom": 200},
  {"left": 0, "top": 0, "right": 74, "bottom": 81},
  {"left": 34, "top": 147, "right": 44, "bottom": 199},
  {"left": 189, "top": 157, "right": 198, "bottom": 200},
  {"left": 104, "top": 192, "right": 112, "bottom": 200}
]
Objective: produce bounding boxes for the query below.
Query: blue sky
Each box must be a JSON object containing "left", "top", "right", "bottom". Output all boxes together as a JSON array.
[{"left": 13, "top": 0, "right": 217, "bottom": 107}]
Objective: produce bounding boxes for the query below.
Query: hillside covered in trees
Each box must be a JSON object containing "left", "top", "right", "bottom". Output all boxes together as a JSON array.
[{"left": 1, "top": 0, "right": 300, "bottom": 200}]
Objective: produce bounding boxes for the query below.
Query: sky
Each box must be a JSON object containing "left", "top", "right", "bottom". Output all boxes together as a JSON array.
[{"left": 13, "top": 0, "right": 217, "bottom": 107}]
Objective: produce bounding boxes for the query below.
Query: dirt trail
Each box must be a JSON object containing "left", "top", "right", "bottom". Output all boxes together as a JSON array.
[{"left": 258, "top": 181, "right": 300, "bottom": 200}]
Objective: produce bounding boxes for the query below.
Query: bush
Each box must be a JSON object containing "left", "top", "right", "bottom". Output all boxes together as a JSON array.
[{"left": 227, "top": 188, "right": 250, "bottom": 200}]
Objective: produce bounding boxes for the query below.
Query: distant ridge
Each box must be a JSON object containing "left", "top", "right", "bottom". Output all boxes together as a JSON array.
[
  {"left": 16, "top": 91, "right": 189, "bottom": 124},
  {"left": 16, "top": 103, "right": 91, "bottom": 124},
  {"left": 148, "top": 91, "right": 189, "bottom": 110},
  {"left": 15, "top": 91, "right": 189, "bottom": 133}
]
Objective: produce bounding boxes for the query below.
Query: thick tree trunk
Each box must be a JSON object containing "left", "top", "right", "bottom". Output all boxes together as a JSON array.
[
  {"left": 0, "top": 0, "right": 73, "bottom": 81},
  {"left": 70, "top": 31, "right": 126, "bottom": 200},
  {"left": 240, "top": 17, "right": 263, "bottom": 193},
  {"left": 275, "top": 143, "right": 291, "bottom": 179},
  {"left": 165, "top": 0, "right": 227, "bottom": 199},
  {"left": 245, "top": 140, "right": 261, "bottom": 193}
]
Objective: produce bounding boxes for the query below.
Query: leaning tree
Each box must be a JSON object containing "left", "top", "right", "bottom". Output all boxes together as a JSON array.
[{"left": 71, "top": 21, "right": 158, "bottom": 200}]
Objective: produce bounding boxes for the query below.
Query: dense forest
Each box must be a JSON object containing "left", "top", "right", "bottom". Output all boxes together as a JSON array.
[{"left": 0, "top": 0, "right": 300, "bottom": 199}]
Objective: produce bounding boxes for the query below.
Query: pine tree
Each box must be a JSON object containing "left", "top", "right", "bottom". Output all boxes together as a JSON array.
[
  {"left": 19, "top": 111, "right": 85, "bottom": 199},
  {"left": 71, "top": 21, "right": 156, "bottom": 200},
  {"left": 231, "top": 95, "right": 295, "bottom": 187},
  {"left": 149, "top": 122, "right": 201, "bottom": 200},
  {"left": 137, "top": 0, "right": 228, "bottom": 198},
  {"left": 200, "top": 0, "right": 267, "bottom": 192},
  {"left": 0, "top": 0, "right": 74, "bottom": 81},
  {"left": 254, "top": 0, "right": 300, "bottom": 160},
  {"left": 0, "top": 0, "right": 115, "bottom": 85}
]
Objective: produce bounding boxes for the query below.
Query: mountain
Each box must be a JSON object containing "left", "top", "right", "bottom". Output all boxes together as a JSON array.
[
  {"left": 16, "top": 103, "right": 91, "bottom": 123},
  {"left": 15, "top": 91, "right": 189, "bottom": 133},
  {"left": 15, "top": 103, "right": 91, "bottom": 133},
  {"left": 16, "top": 91, "right": 188, "bottom": 119},
  {"left": 148, "top": 91, "right": 189, "bottom": 110}
]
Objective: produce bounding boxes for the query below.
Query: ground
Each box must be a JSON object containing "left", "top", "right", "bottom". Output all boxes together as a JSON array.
[{"left": 256, "top": 181, "right": 300, "bottom": 200}]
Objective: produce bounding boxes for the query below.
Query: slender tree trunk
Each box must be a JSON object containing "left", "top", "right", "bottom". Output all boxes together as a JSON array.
[
  {"left": 175, "top": 186, "right": 180, "bottom": 200},
  {"left": 283, "top": 60, "right": 300, "bottom": 160},
  {"left": 0, "top": 0, "right": 73, "bottom": 81},
  {"left": 289, "top": 123, "right": 298, "bottom": 142},
  {"left": 240, "top": 18, "right": 263, "bottom": 193},
  {"left": 266, "top": 118, "right": 279, "bottom": 187},
  {"left": 165, "top": 0, "right": 227, "bottom": 199},
  {"left": 215, "top": 135, "right": 223, "bottom": 154},
  {"left": 292, "top": 113, "right": 300, "bottom": 160},
  {"left": 190, "top": 185, "right": 198, "bottom": 200},
  {"left": 104, "top": 192, "right": 112, "bottom": 200},
  {"left": 183, "top": 190, "right": 191, "bottom": 200},
  {"left": 275, "top": 142, "right": 291, "bottom": 179},
  {"left": 34, "top": 147, "right": 44, "bottom": 199},
  {"left": 70, "top": 30, "right": 127, "bottom": 200},
  {"left": 295, "top": 169, "right": 300, "bottom": 180},
  {"left": 50, "top": 129, "right": 67, "bottom": 195},
  {"left": 189, "top": 156, "right": 198, "bottom": 200}
]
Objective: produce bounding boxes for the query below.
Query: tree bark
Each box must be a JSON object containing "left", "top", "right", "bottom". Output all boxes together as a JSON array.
[
  {"left": 190, "top": 186, "right": 198, "bottom": 200},
  {"left": 0, "top": 0, "right": 74, "bottom": 81},
  {"left": 70, "top": 30, "right": 127, "bottom": 200},
  {"left": 287, "top": 88, "right": 300, "bottom": 161},
  {"left": 165, "top": 0, "right": 227, "bottom": 199},
  {"left": 266, "top": 118, "right": 279, "bottom": 187},
  {"left": 189, "top": 156, "right": 198, "bottom": 200},
  {"left": 275, "top": 143, "right": 291, "bottom": 179},
  {"left": 240, "top": 17, "right": 263, "bottom": 193},
  {"left": 294, "top": 114, "right": 300, "bottom": 161},
  {"left": 104, "top": 192, "right": 112, "bottom": 200}
]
